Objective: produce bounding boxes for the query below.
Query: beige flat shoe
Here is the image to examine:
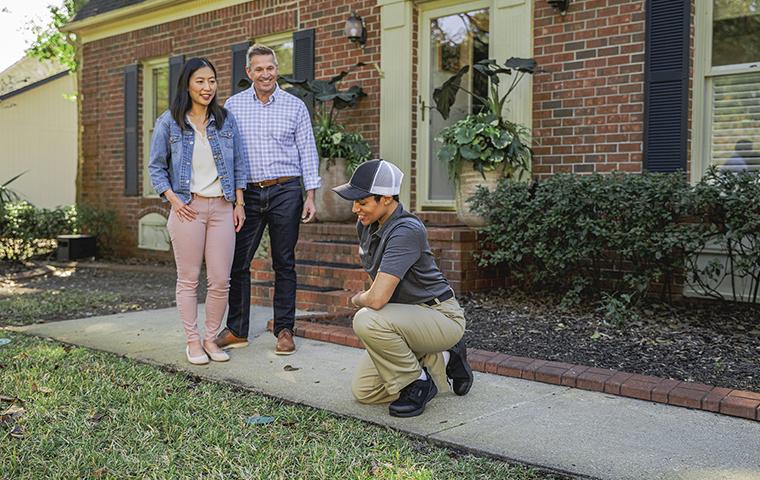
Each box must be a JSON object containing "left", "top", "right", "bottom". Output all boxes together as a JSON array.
[
  {"left": 186, "top": 346, "right": 209, "bottom": 365},
  {"left": 204, "top": 347, "right": 230, "bottom": 362}
]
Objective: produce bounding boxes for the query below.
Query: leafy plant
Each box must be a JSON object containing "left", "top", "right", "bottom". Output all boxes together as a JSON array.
[
  {"left": 0, "top": 172, "right": 26, "bottom": 209},
  {"left": 433, "top": 58, "right": 538, "bottom": 182},
  {"left": 284, "top": 65, "right": 371, "bottom": 173},
  {"left": 313, "top": 123, "right": 371, "bottom": 174}
]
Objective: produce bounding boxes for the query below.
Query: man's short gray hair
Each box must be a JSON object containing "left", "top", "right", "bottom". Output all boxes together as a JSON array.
[{"left": 246, "top": 44, "right": 278, "bottom": 68}]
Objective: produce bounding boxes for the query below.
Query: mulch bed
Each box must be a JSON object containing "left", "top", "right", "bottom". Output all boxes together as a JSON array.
[
  {"left": 3, "top": 260, "right": 758, "bottom": 393},
  {"left": 460, "top": 289, "right": 760, "bottom": 393}
]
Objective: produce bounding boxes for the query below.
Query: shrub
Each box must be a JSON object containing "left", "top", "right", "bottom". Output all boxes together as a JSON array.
[
  {"left": 470, "top": 169, "right": 760, "bottom": 307},
  {"left": 0, "top": 202, "right": 117, "bottom": 262}
]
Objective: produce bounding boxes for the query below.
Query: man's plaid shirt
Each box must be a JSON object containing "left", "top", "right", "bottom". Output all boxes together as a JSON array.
[{"left": 225, "top": 85, "right": 321, "bottom": 191}]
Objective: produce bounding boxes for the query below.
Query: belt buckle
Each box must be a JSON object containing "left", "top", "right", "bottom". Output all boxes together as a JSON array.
[{"left": 256, "top": 181, "right": 265, "bottom": 188}]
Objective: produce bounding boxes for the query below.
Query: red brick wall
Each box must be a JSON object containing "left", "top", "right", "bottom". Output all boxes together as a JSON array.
[
  {"left": 79, "top": 0, "right": 380, "bottom": 256},
  {"left": 531, "top": 0, "right": 647, "bottom": 178}
]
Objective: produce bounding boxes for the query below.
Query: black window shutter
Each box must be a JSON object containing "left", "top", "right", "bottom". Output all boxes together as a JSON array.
[
  {"left": 168, "top": 55, "right": 185, "bottom": 104},
  {"left": 293, "top": 28, "right": 316, "bottom": 82},
  {"left": 124, "top": 64, "right": 139, "bottom": 196},
  {"left": 293, "top": 29, "right": 316, "bottom": 112},
  {"left": 231, "top": 41, "right": 251, "bottom": 95},
  {"left": 643, "top": 0, "right": 690, "bottom": 172}
]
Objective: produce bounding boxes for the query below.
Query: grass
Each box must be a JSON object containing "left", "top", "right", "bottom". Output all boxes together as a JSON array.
[
  {"left": 0, "top": 333, "right": 561, "bottom": 480},
  {"left": 0, "top": 290, "right": 127, "bottom": 326}
]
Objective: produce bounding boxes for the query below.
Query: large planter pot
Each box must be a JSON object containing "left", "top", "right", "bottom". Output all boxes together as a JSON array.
[
  {"left": 315, "top": 157, "right": 354, "bottom": 222},
  {"left": 455, "top": 165, "right": 503, "bottom": 228}
]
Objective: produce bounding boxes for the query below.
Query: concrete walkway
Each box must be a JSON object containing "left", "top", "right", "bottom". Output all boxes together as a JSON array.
[{"left": 11, "top": 308, "right": 760, "bottom": 480}]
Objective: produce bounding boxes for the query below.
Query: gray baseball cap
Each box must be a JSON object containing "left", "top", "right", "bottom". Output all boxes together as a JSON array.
[{"left": 332, "top": 159, "right": 404, "bottom": 201}]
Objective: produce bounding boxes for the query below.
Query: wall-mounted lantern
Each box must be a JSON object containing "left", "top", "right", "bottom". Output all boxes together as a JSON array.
[
  {"left": 344, "top": 13, "right": 367, "bottom": 46},
  {"left": 547, "top": 0, "right": 570, "bottom": 16}
]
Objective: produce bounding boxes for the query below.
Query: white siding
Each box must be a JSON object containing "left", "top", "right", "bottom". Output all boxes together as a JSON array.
[{"left": 0, "top": 73, "right": 78, "bottom": 208}]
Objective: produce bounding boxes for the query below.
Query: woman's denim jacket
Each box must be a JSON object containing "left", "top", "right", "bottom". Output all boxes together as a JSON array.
[{"left": 148, "top": 110, "right": 248, "bottom": 204}]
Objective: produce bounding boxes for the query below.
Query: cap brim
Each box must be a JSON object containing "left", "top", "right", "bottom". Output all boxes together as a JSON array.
[{"left": 332, "top": 182, "right": 372, "bottom": 201}]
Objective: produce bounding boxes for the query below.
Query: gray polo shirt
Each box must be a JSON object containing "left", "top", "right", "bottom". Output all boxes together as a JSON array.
[{"left": 357, "top": 203, "right": 451, "bottom": 304}]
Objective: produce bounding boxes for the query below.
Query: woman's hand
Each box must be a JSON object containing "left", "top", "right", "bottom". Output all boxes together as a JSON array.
[
  {"left": 233, "top": 204, "right": 246, "bottom": 232},
  {"left": 167, "top": 191, "right": 198, "bottom": 222}
]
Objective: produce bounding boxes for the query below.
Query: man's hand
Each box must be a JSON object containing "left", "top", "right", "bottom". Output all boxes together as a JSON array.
[{"left": 302, "top": 192, "right": 317, "bottom": 223}]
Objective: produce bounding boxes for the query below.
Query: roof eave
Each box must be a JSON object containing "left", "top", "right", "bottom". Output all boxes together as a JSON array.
[{"left": 62, "top": 0, "right": 183, "bottom": 34}]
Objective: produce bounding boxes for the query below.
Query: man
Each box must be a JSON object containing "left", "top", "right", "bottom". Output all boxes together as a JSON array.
[
  {"left": 332, "top": 159, "right": 473, "bottom": 417},
  {"left": 216, "top": 44, "right": 320, "bottom": 355}
]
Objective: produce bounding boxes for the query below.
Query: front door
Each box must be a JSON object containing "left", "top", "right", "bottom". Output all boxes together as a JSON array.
[{"left": 418, "top": 2, "right": 490, "bottom": 209}]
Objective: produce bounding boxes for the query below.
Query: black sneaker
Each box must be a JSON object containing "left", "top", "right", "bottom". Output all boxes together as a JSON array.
[
  {"left": 389, "top": 368, "right": 438, "bottom": 418},
  {"left": 446, "top": 338, "right": 473, "bottom": 396}
]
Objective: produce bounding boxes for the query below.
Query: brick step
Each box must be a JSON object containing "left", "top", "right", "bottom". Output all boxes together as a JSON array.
[
  {"left": 297, "top": 240, "right": 358, "bottom": 255},
  {"left": 299, "top": 223, "right": 358, "bottom": 243},
  {"left": 251, "top": 281, "right": 355, "bottom": 313},
  {"left": 416, "top": 211, "right": 463, "bottom": 227},
  {"left": 252, "top": 258, "right": 369, "bottom": 290},
  {"left": 295, "top": 240, "right": 360, "bottom": 265}
]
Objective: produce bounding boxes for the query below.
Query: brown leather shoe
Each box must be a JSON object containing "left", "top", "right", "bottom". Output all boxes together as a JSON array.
[
  {"left": 275, "top": 329, "right": 296, "bottom": 355},
  {"left": 214, "top": 328, "right": 249, "bottom": 349}
]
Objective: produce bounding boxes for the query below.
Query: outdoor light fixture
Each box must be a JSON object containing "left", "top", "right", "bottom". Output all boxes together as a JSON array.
[
  {"left": 344, "top": 12, "right": 366, "bottom": 46},
  {"left": 547, "top": 0, "right": 570, "bottom": 15}
]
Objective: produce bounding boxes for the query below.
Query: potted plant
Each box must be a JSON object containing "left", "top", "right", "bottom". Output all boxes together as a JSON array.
[
  {"left": 433, "top": 57, "right": 537, "bottom": 227},
  {"left": 285, "top": 67, "right": 371, "bottom": 222}
]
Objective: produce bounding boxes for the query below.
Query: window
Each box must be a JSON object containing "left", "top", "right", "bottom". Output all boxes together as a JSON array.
[
  {"left": 695, "top": 1, "right": 760, "bottom": 175},
  {"left": 142, "top": 58, "right": 169, "bottom": 197},
  {"left": 255, "top": 31, "right": 294, "bottom": 87}
]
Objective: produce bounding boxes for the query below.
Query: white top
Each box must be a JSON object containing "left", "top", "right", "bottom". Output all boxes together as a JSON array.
[{"left": 188, "top": 117, "right": 223, "bottom": 197}]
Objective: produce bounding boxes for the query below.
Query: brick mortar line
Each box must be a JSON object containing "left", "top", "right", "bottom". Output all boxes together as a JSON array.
[{"left": 269, "top": 317, "right": 760, "bottom": 423}]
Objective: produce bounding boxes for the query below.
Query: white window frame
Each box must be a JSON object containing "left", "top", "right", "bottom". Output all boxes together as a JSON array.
[
  {"left": 255, "top": 30, "right": 295, "bottom": 82},
  {"left": 691, "top": 0, "right": 760, "bottom": 182},
  {"left": 142, "top": 57, "right": 169, "bottom": 198}
]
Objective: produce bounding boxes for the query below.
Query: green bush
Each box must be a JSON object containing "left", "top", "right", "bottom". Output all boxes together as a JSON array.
[
  {"left": 470, "top": 169, "right": 760, "bottom": 307},
  {"left": 0, "top": 202, "right": 117, "bottom": 262}
]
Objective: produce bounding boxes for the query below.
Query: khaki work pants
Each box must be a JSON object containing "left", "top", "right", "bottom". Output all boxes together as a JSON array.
[{"left": 351, "top": 297, "right": 466, "bottom": 404}]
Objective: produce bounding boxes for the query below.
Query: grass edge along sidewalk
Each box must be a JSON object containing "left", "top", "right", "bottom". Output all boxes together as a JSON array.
[
  {"left": 274, "top": 317, "right": 760, "bottom": 423},
  {"left": 0, "top": 332, "right": 567, "bottom": 480}
]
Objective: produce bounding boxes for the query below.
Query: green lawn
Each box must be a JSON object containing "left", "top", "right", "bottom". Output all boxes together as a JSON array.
[
  {"left": 0, "top": 333, "right": 561, "bottom": 480},
  {"left": 0, "top": 290, "right": 125, "bottom": 326}
]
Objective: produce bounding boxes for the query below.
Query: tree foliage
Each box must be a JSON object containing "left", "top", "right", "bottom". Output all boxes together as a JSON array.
[{"left": 26, "top": 0, "right": 86, "bottom": 71}]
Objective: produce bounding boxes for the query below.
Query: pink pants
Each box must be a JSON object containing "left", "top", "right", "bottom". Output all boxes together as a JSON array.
[{"left": 166, "top": 196, "right": 235, "bottom": 343}]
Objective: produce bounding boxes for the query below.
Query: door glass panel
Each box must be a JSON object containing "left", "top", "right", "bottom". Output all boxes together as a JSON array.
[
  {"left": 712, "top": 0, "right": 760, "bottom": 66},
  {"left": 427, "top": 8, "right": 489, "bottom": 202}
]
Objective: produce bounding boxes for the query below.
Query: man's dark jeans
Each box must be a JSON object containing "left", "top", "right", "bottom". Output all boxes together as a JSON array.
[{"left": 227, "top": 177, "right": 303, "bottom": 338}]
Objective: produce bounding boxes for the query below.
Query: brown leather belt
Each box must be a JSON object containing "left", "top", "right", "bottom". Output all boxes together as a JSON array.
[{"left": 248, "top": 176, "right": 299, "bottom": 188}]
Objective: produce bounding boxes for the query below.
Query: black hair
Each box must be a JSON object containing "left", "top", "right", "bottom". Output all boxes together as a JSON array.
[
  {"left": 170, "top": 57, "right": 227, "bottom": 130},
  {"left": 373, "top": 195, "right": 400, "bottom": 202}
]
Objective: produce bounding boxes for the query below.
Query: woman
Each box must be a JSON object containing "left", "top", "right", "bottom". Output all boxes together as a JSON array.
[{"left": 149, "top": 57, "right": 247, "bottom": 365}]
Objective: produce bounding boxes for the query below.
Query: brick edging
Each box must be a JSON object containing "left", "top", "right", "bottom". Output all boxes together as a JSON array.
[{"left": 270, "top": 318, "right": 760, "bottom": 422}]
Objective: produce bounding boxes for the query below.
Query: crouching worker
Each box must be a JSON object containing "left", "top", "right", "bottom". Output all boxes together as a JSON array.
[{"left": 332, "top": 159, "right": 473, "bottom": 418}]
